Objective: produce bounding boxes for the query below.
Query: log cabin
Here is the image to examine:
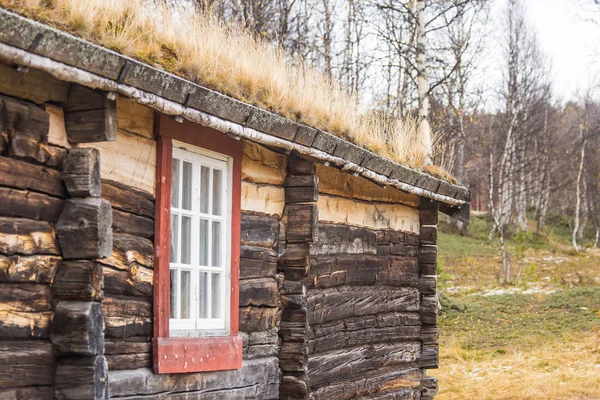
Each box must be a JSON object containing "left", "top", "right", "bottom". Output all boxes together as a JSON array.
[{"left": 0, "top": 6, "right": 469, "bottom": 400}]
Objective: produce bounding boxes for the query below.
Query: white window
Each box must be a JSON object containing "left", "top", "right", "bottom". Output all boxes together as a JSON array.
[{"left": 169, "top": 142, "right": 231, "bottom": 336}]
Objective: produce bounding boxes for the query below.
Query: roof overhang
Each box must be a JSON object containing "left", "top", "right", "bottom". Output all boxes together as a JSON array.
[{"left": 0, "top": 8, "right": 470, "bottom": 223}]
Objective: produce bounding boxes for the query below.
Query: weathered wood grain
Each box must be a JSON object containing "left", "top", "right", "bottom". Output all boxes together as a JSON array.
[
  {"left": 418, "top": 245, "right": 437, "bottom": 265},
  {"left": 0, "top": 283, "right": 52, "bottom": 338},
  {"left": 98, "top": 233, "right": 154, "bottom": 272},
  {"left": 0, "top": 62, "right": 68, "bottom": 104},
  {"left": 105, "top": 337, "right": 151, "bottom": 371},
  {"left": 420, "top": 295, "right": 438, "bottom": 325},
  {"left": 420, "top": 376, "right": 439, "bottom": 397},
  {"left": 0, "top": 217, "right": 59, "bottom": 256},
  {"left": 308, "top": 255, "right": 419, "bottom": 289},
  {"left": 62, "top": 148, "right": 101, "bottom": 197},
  {"left": 288, "top": 156, "right": 316, "bottom": 176},
  {"left": 0, "top": 186, "right": 64, "bottom": 222},
  {"left": 116, "top": 96, "right": 154, "bottom": 139},
  {"left": 111, "top": 208, "right": 154, "bottom": 239},
  {"left": 418, "top": 275, "right": 437, "bottom": 295},
  {"left": 0, "top": 155, "right": 67, "bottom": 197},
  {"left": 52, "top": 261, "right": 104, "bottom": 301},
  {"left": 242, "top": 141, "right": 286, "bottom": 185},
  {"left": 419, "top": 226, "right": 437, "bottom": 246},
  {"left": 103, "top": 295, "right": 152, "bottom": 338},
  {"left": 0, "top": 254, "right": 60, "bottom": 283},
  {"left": 287, "top": 204, "right": 318, "bottom": 243},
  {"left": 241, "top": 181, "right": 285, "bottom": 217},
  {"left": 56, "top": 198, "right": 113, "bottom": 259},
  {"left": 55, "top": 355, "right": 108, "bottom": 400},
  {"left": 101, "top": 181, "right": 155, "bottom": 218},
  {"left": 307, "top": 286, "right": 420, "bottom": 324},
  {"left": 240, "top": 246, "right": 278, "bottom": 279},
  {"left": 310, "top": 223, "right": 377, "bottom": 255},
  {"left": 106, "top": 352, "right": 152, "bottom": 371},
  {"left": 0, "top": 340, "right": 54, "bottom": 388},
  {"left": 239, "top": 306, "right": 280, "bottom": 332},
  {"left": 239, "top": 277, "right": 279, "bottom": 307},
  {"left": 285, "top": 186, "right": 319, "bottom": 204},
  {"left": 240, "top": 213, "right": 279, "bottom": 248},
  {"left": 0, "top": 386, "right": 54, "bottom": 400},
  {"left": 46, "top": 104, "right": 70, "bottom": 149},
  {"left": 102, "top": 264, "right": 153, "bottom": 298},
  {"left": 64, "top": 84, "right": 117, "bottom": 143},
  {"left": 308, "top": 342, "right": 421, "bottom": 387},
  {"left": 419, "top": 344, "right": 439, "bottom": 369},
  {"left": 420, "top": 325, "right": 438, "bottom": 346},
  {"left": 317, "top": 194, "right": 420, "bottom": 234},
  {"left": 51, "top": 301, "right": 104, "bottom": 356}
]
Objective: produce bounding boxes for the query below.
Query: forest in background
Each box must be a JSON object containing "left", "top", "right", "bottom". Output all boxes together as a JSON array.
[{"left": 183, "top": 0, "right": 600, "bottom": 283}]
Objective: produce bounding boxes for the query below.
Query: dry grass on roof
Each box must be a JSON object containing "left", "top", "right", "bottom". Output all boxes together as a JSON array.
[{"left": 1, "top": 0, "right": 437, "bottom": 172}]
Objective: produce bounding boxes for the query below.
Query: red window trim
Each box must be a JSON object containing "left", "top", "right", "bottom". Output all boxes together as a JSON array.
[{"left": 153, "top": 114, "right": 242, "bottom": 374}]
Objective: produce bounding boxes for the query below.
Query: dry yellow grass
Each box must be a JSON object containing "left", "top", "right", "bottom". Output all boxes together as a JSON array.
[
  {"left": 437, "top": 333, "right": 600, "bottom": 400},
  {"left": 0, "top": 0, "right": 434, "bottom": 170}
]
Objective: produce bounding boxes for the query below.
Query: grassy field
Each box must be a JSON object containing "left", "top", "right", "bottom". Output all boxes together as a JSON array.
[{"left": 435, "top": 214, "right": 600, "bottom": 400}]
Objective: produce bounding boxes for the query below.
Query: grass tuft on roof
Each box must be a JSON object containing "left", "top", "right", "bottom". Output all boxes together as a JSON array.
[{"left": 1, "top": 0, "right": 439, "bottom": 173}]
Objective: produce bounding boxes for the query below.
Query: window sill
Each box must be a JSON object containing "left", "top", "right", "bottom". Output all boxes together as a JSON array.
[{"left": 153, "top": 335, "right": 243, "bottom": 374}]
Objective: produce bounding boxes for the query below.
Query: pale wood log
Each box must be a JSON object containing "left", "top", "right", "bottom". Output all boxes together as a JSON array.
[
  {"left": 0, "top": 62, "right": 68, "bottom": 104},
  {"left": 108, "top": 357, "right": 280, "bottom": 398},
  {"left": 0, "top": 155, "right": 67, "bottom": 198},
  {"left": 55, "top": 355, "right": 108, "bottom": 400},
  {"left": 101, "top": 181, "right": 154, "bottom": 219},
  {"left": 317, "top": 195, "right": 420, "bottom": 234},
  {"left": 239, "top": 277, "right": 279, "bottom": 307},
  {"left": 0, "top": 217, "right": 59, "bottom": 256},
  {"left": 311, "top": 366, "right": 422, "bottom": 399},
  {"left": 51, "top": 301, "right": 104, "bottom": 356},
  {"left": 307, "top": 286, "right": 420, "bottom": 324},
  {"left": 0, "top": 186, "right": 64, "bottom": 222},
  {"left": 241, "top": 181, "right": 285, "bottom": 217},
  {"left": 240, "top": 213, "right": 279, "bottom": 248},
  {"left": 56, "top": 198, "right": 113, "bottom": 259},
  {"left": 116, "top": 96, "right": 154, "bottom": 139},
  {"left": 242, "top": 141, "right": 286, "bottom": 185},
  {"left": 103, "top": 295, "right": 152, "bottom": 338},
  {"left": 0, "top": 283, "right": 53, "bottom": 339},
  {"left": 64, "top": 84, "right": 116, "bottom": 143},
  {"left": 102, "top": 264, "right": 153, "bottom": 298},
  {"left": 62, "top": 148, "right": 101, "bottom": 197},
  {"left": 47, "top": 105, "right": 71, "bottom": 148},
  {"left": 97, "top": 233, "right": 154, "bottom": 272},
  {"left": 308, "top": 255, "right": 418, "bottom": 289},
  {"left": 308, "top": 342, "right": 421, "bottom": 387},
  {"left": 0, "top": 254, "right": 60, "bottom": 283},
  {"left": 316, "top": 164, "right": 420, "bottom": 206},
  {"left": 0, "top": 340, "right": 54, "bottom": 388},
  {"left": 52, "top": 261, "right": 104, "bottom": 301},
  {"left": 239, "top": 306, "right": 279, "bottom": 332},
  {"left": 76, "top": 129, "right": 156, "bottom": 196}
]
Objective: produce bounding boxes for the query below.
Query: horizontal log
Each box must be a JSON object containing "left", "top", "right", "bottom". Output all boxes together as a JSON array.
[
  {"left": 418, "top": 245, "right": 437, "bottom": 265},
  {"left": 240, "top": 213, "right": 279, "bottom": 248},
  {"left": 242, "top": 141, "right": 286, "bottom": 185},
  {"left": 307, "top": 312, "right": 421, "bottom": 354},
  {"left": 108, "top": 357, "right": 280, "bottom": 398},
  {"left": 420, "top": 295, "right": 438, "bottom": 325},
  {"left": 285, "top": 175, "right": 318, "bottom": 188},
  {"left": 418, "top": 275, "right": 437, "bottom": 295},
  {"left": 0, "top": 62, "right": 68, "bottom": 105},
  {"left": 0, "top": 155, "right": 67, "bottom": 197},
  {"left": 104, "top": 337, "right": 152, "bottom": 370},
  {"left": 376, "top": 230, "right": 407, "bottom": 245},
  {"left": 285, "top": 186, "right": 318, "bottom": 204},
  {"left": 52, "top": 260, "right": 103, "bottom": 301},
  {"left": 56, "top": 198, "right": 113, "bottom": 259},
  {"left": 419, "top": 344, "right": 439, "bottom": 369},
  {"left": 308, "top": 342, "right": 421, "bottom": 387},
  {"left": 0, "top": 186, "right": 64, "bottom": 222},
  {"left": 307, "top": 286, "right": 420, "bottom": 324},
  {"left": 311, "top": 366, "right": 422, "bottom": 400},
  {"left": 239, "top": 306, "right": 280, "bottom": 333},
  {"left": 0, "top": 386, "right": 54, "bottom": 400},
  {"left": 51, "top": 301, "right": 104, "bottom": 356},
  {"left": 0, "top": 283, "right": 53, "bottom": 338},
  {"left": 112, "top": 208, "right": 154, "bottom": 239},
  {"left": 106, "top": 352, "right": 152, "bottom": 371},
  {"left": 0, "top": 217, "right": 60, "bottom": 256},
  {"left": 287, "top": 204, "right": 318, "bottom": 243},
  {"left": 420, "top": 207, "right": 438, "bottom": 226},
  {"left": 308, "top": 255, "right": 419, "bottom": 289},
  {"left": 279, "top": 243, "right": 309, "bottom": 269},
  {"left": 103, "top": 264, "right": 153, "bottom": 298},
  {"left": 419, "top": 226, "right": 437, "bottom": 246},
  {"left": 103, "top": 295, "right": 152, "bottom": 338},
  {"left": 55, "top": 355, "right": 108, "bottom": 400},
  {"left": 420, "top": 325, "right": 438, "bottom": 346},
  {"left": 239, "top": 278, "right": 279, "bottom": 307},
  {"left": 116, "top": 96, "right": 155, "bottom": 139},
  {"left": 240, "top": 246, "right": 278, "bottom": 279},
  {"left": 310, "top": 223, "right": 377, "bottom": 255},
  {"left": 241, "top": 181, "right": 285, "bottom": 217},
  {"left": 98, "top": 233, "right": 154, "bottom": 272},
  {"left": 0, "top": 254, "right": 60, "bottom": 283},
  {"left": 420, "top": 263, "right": 437, "bottom": 276},
  {"left": 101, "top": 181, "right": 155, "bottom": 219},
  {"left": 0, "top": 340, "right": 54, "bottom": 389}
]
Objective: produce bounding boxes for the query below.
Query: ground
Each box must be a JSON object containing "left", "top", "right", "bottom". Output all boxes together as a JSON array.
[{"left": 435, "top": 214, "right": 600, "bottom": 400}]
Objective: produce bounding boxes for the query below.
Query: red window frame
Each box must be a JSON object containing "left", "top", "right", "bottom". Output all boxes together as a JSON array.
[{"left": 153, "top": 114, "right": 243, "bottom": 374}]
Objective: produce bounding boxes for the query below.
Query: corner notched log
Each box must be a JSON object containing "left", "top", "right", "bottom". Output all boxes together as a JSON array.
[
  {"left": 62, "top": 148, "right": 101, "bottom": 197},
  {"left": 52, "top": 301, "right": 104, "bottom": 356},
  {"left": 55, "top": 355, "right": 108, "bottom": 400},
  {"left": 52, "top": 261, "right": 104, "bottom": 301},
  {"left": 56, "top": 198, "right": 113, "bottom": 259},
  {"left": 64, "top": 84, "right": 117, "bottom": 143}
]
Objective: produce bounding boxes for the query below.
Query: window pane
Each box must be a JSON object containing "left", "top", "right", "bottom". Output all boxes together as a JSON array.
[
  {"left": 180, "top": 216, "right": 191, "bottom": 264},
  {"left": 180, "top": 270, "right": 191, "bottom": 319},
  {"left": 199, "top": 219, "right": 209, "bottom": 266},
  {"left": 200, "top": 166, "right": 210, "bottom": 214},
  {"left": 199, "top": 272, "right": 208, "bottom": 319},
  {"left": 182, "top": 161, "right": 193, "bottom": 211},
  {"left": 170, "top": 214, "right": 179, "bottom": 263},
  {"left": 211, "top": 273, "right": 221, "bottom": 319},
  {"left": 212, "top": 169, "right": 223, "bottom": 216},
  {"left": 172, "top": 158, "right": 180, "bottom": 208},
  {"left": 170, "top": 269, "right": 178, "bottom": 319},
  {"left": 211, "top": 221, "right": 221, "bottom": 267}
]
